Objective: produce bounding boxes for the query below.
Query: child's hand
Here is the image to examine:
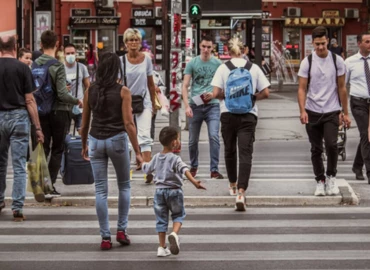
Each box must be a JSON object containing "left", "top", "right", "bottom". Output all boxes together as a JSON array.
[{"left": 195, "top": 180, "right": 206, "bottom": 190}]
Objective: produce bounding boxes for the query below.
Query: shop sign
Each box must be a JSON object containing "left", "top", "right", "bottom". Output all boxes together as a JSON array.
[
  {"left": 130, "top": 18, "right": 162, "bottom": 26},
  {"left": 285, "top": 17, "right": 345, "bottom": 27},
  {"left": 96, "top": 8, "right": 115, "bottom": 16},
  {"left": 322, "top": 10, "right": 340, "bottom": 18},
  {"left": 132, "top": 8, "right": 154, "bottom": 18},
  {"left": 70, "top": 17, "right": 120, "bottom": 27},
  {"left": 71, "top": 9, "right": 91, "bottom": 17},
  {"left": 132, "top": 0, "right": 154, "bottom": 5}
]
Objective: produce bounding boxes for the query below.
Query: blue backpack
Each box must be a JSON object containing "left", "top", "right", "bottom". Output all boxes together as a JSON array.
[
  {"left": 31, "top": 59, "right": 58, "bottom": 116},
  {"left": 224, "top": 61, "right": 254, "bottom": 114}
]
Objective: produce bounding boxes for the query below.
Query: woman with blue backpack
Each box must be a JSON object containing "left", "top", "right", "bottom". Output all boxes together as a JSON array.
[{"left": 211, "top": 38, "right": 270, "bottom": 211}]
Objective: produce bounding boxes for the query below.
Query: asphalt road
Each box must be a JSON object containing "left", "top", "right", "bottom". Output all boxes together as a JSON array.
[{"left": 0, "top": 207, "right": 369, "bottom": 270}]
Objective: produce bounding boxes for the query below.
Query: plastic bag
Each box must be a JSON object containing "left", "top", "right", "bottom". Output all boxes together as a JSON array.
[
  {"left": 158, "top": 92, "right": 169, "bottom": 118},
  {"left": 27, "top": 143, "right": 53, "bottom": 202}
]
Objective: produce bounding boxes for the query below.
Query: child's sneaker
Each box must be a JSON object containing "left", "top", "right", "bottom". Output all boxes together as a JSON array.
[
  {"left": 101, "top": 237, "right": 112, "bottom": 250},
  {"left": 168, "top": 232, "right": 180, "bottom": 255},
  {"left": 13, "top": 210, "right": 26, "bottom": 222},
  {"left": 157, "top": 246, "right": 171, "bottom": 257},
  {"left": 116, "top": 230, "right": 131, "bottom": 245}
]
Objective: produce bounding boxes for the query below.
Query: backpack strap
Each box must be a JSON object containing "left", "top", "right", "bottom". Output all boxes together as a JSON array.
[
  {"left": 332, "top": 52, "right": 337, "bottom": 76},
  {"left": 225, "top": 60, "right": 237, "bottom": 71},
  {"left": 244, "top": 61, "right": 253, "bottom": 71},
  {"left": 307, "top": 54, "right": 313, "bottom": 88}
]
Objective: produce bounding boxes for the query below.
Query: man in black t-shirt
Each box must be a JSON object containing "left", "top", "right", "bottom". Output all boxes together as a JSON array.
[
  {"left": 329, "top": 38, "right": 345, "bottom": 59},
  {"left": 0, "top": 36, "right": 44, "bottom": 221}
]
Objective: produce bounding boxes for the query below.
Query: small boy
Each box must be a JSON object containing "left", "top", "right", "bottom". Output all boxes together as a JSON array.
[{"left": 142, "top": 126, "right": 206, "bottom": 257}]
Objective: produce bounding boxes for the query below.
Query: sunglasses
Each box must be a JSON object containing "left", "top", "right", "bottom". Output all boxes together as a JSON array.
[
  {"left": 128, "top": 39, "right": 140, "bottom": 42},
  {"left": 201, "top": 45, "right": 212, "bottom": 49}
]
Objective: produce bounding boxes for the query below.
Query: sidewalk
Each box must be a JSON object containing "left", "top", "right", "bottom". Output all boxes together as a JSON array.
[{"left": 3, "top": 92, "right": 360, "bottom": 208}]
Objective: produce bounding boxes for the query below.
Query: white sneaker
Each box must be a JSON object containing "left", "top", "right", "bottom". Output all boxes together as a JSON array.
[
  {"left": 235, "top": 193, "right": 246, "bottom": 211},
  {"left": 229, "top": 186, "right": 237, "bottom": 196},
  {"left": 168, "top": 232, "right": 180, "bottom": 255},
  {"left": 326, "top": 176, "right": 340, "bottom": 196},
  {"left": 157, "top": 246, "right": 171, "bottom": 257},
  {"left": 314, "top": 181, "right": 326, "bottom": 196}
]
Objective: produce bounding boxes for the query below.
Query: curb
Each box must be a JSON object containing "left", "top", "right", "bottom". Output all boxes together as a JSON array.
[{"left": 4, "top": 194, "right": 352, "bottom": 208}]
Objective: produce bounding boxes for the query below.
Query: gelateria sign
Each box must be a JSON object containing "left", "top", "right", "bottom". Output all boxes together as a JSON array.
[
  {"left": 285, "top": 17, "right": 345, "bottom": 27},
  {"left": 69, "top": 17, "right": 120, "bottom": 27}
]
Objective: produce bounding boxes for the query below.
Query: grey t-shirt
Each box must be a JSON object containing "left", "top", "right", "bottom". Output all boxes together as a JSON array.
[
  {"left": 142, "top": 152, "right": 189, "bottom": 189},
  {"left": 65, "top": 62, "right": 89, "bottom": 99},
  {"left": 121, "top": 54, "right": 153, "bottom": 110},
  {"left": 298, "top": 51, "right": 346, "bottom": 113}
]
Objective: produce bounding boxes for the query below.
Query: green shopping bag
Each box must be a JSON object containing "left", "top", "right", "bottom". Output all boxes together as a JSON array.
[{"left": 27, "top": 143, "right": 53, "bottom": 202}]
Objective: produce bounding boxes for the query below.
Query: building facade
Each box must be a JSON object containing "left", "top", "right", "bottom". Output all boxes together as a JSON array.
[{"left": 262, "top": 0, "right": 367, "bottom": 83}]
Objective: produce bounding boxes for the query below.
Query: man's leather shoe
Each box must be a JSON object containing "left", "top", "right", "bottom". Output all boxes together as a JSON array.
[{"left": 352, "top": 168, "right": 365, "bottom": 180}]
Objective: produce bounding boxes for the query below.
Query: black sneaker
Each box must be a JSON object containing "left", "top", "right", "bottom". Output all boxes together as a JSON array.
[
  {"left": 0, "top": 201, "right": 5, "bottom": 213},
  {"left": 49, "top": 188, "right": 61, "bottom": 197},
  {"left": 13, "top": 210, "right": 26, "bottom": 222}
]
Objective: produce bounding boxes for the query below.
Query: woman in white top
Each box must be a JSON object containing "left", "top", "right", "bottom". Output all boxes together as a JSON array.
[
  {"left": 122, "top": 28, "right": 157, "bottom": 183},
  {"left": 211, "top": 38, "right": 270, "bottom": 211}
]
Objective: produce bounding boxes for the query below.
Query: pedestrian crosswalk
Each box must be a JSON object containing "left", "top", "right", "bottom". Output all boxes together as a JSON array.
[
  {"left": 5, "top": 159, "right": 360, "bottom": 182},
  {"left": 0, "top": 207, "right": 369, "bottom": 269}
]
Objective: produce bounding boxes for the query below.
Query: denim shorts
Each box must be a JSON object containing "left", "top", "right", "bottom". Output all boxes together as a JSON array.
[{"left": 153, "top": 188, "right": 186, "bottom": 232}]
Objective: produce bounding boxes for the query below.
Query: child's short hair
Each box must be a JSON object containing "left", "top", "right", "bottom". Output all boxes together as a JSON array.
[{"left": 159, "top": 126, "right": 178, "bottom": 147}]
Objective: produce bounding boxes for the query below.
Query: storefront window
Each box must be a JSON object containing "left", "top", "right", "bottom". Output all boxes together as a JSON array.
[
  {"left": 97, "top": 29, "right": 116, "bottom": 55},
  {"left": 283, "top": 28, "right": 301, "bottom": 61},
  {"left": 71, "top": 29, "right": 90, "bottom": 63}
]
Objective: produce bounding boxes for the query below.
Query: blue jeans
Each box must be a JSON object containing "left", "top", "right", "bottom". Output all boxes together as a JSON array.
[
  {"left": 189, "top": 103, "right": 220, "bottom": 171},
  {"left": 89, "top": 132, "right": 131, "bottom": 238},
  {"left": 153, "top": 188, "right": 186, "bottom": 232},
  {"left": 0, "top": 109, "right": 30, "bottom": 211}
]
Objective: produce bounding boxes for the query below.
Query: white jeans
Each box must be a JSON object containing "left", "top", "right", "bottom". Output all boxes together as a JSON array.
[{"left": 129, "top": 108, "right": 153, "bottom": 152}]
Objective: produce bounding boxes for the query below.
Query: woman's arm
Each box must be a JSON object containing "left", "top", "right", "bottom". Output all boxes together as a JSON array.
[
  {"left": 121, "top": 86, "right": 143, "bottom": 169},
  {"left": 80, "top": 90, "right": 91, "bottom": 160},
  {"left": 147, "top": 75, "right": 156, "bottom": 113}
]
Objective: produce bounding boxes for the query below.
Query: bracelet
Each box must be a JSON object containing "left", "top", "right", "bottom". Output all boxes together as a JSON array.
[{"left": 35, "top": 128, "right": 42, "bottom": 131}]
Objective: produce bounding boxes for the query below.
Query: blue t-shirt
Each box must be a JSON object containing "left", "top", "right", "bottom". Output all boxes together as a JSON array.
[{"left": 184, "top": 56, "right": 222, "bottom": 105}]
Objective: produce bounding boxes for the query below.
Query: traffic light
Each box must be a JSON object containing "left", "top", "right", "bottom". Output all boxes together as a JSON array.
[{"left": 189, "top": 4, "right": 202, "bottom": 21}]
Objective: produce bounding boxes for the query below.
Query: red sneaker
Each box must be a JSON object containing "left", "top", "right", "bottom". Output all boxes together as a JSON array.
[
  {"left": 211, "top": 171, "right": 224, "bottom": 179},
  {"left": 116, "top": 230, "right": 131, "bottom": 245},
  {"left": 100, "top": 239, "right": 112, "bottom": 250},
  {"left": 190, "top": 167, "right": 198, "bottom": 177}
]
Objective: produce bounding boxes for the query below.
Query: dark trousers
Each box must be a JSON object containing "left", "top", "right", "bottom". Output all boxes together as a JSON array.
[
  {"left": 305, "top": 110, "right": 340, "bottom": 181},
  {"left": 32, "top": 110, "right": 71, "bottom": 185},
  {"left": 350, "top": 97, "right": 370, "bottom": 176},
  {"left": 220, "top": 112, "right": 257, "bottom": 191}
]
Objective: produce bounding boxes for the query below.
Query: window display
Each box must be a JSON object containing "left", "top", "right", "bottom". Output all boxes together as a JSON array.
[{"left": 71, "top": 29, "right": 90, "bottom": 63}]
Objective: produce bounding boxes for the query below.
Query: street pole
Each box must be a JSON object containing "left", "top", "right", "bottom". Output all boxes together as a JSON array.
[
  {"left": 183, "top": 0, "right": 193, "bottom": 131},
  {"left": 169, "top": 0, "right": 182, "bottom": 153}
]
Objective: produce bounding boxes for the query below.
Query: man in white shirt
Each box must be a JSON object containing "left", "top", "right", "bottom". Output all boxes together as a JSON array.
[
  {"left": 345, "top": 33, "right": 370, "bottom": 183},
  {"left": 297, "top": 26, "right": 351, "bottom": 197},
  {"left": 64, "top": 44, "right": 90, "bottom": 132}
]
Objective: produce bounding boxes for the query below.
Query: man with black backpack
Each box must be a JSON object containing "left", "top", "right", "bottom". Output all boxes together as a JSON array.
[
  {"left": 32, "top": 30, "right": 82, "bottom": 196},
  {"left": 298, "top": 26, "right": 351, "bottom": 197}
]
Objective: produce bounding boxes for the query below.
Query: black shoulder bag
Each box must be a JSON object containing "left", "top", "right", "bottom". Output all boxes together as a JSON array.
[{"left": 122, "top": 55, "right": 145, "bottom": 114}]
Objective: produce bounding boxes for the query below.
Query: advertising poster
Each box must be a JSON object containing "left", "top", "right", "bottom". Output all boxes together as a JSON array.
[{"left": 346, "top": 35, "right": 358, "bottom": 58}]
